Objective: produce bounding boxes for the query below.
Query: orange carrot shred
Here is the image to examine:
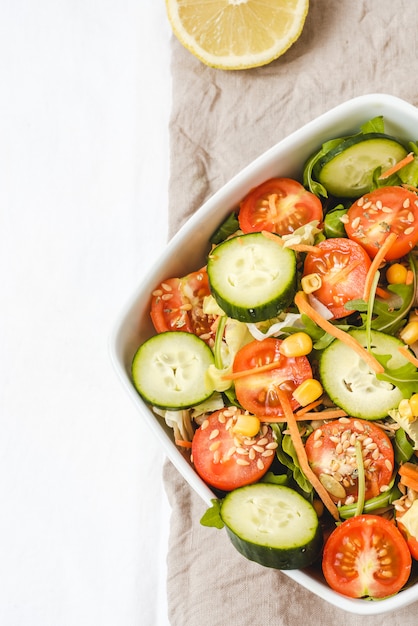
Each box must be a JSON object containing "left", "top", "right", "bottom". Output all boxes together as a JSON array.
[
  {"left": 295, "top": 399, "right": 323, "bottom": 416},
  {"left": 362, "top": 231, "right": 398, "bottom": 302},
  {"left": 294, "top": 291, "right": 384, "bottom": 374},
  {"left": 399, "top": 462, "right": 418, "bottom": 491},
  {"left": 261, "top": 230, "right": 319, "bottom": 253},
  {"left": 222, "top": 360, "right": 281, "bottom": 381},
  {"left": 406, "top": 269, "right": 414, "bottom": 286},
  {"left": 297, "top": 409, "right": 348, "bottom": 420},
  {"left": 379, "top": 152, "right": 415, "bottom": 180},
  {"left": 398, "top": 345, "right": 418, "bottom": 368},
  {"left": 276, "top": 389, "right": 340, "bottom": 520},
  {"left": 175, "top": 439, "right": 193, "bottom": 449},
  {"left": 375, "top": 286, "right": 391, "bottom": 300}
]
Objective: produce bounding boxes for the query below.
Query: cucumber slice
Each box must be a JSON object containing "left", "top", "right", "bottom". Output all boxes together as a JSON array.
[
  {"left": 207, "top": 232, "right": 296, "bottom": 323},
  {"left": 314, "top": 133, "right": 408, "bottom": 198},
  {"left": 131, "top": 331, "right": 214, "bottom": 409},
  {"left": 319, "top": 329, "right": 407, "bottom": 420},
  {"left": 220, "top": 483, "right": 322, "bottom": 570}
]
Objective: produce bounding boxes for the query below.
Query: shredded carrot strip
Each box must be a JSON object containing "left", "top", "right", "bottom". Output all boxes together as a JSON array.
[
  {"left": 398, "top": 345, "right": 418, "bottom": 368},
  {"left": 259, "top": 413, "right": 314, "bottom": 423},
  {"left": 406, "top": 269, "right": 414, "bottom": 286},
  {"left": 222, "top": 360, "right": 281, "bottom": 381},
  {"left": 175, "top": 439, "right": 193, "bottom": 449},
  {"left": 298, "top": 409, "right": 348, "bottom": 420},
  {"left": 295, "top": 399, "right": 323, "bottom": 416},
  {"left": 400, "top": 475, "right": 418, "bottom": 491},
  {"left": 399, "top": 462, "right": 418, "bottom": 491},
  {"left": 294, "top": 291, "right": 384, "bottom": 374},
  {"left": 261, "top": 230, "right": 319, "bottom": 253},
  {"left": 362, "top": 232, "right": 398, "bottom": 302},
  {"left": 276, "top": 389, "right": 340, "bottom": 520},
  {"left": 379, "top": 152, "right": 415, "bottom": 180},
  {"left": 375, "top": 286, "right": 391, "bottom": 300}
]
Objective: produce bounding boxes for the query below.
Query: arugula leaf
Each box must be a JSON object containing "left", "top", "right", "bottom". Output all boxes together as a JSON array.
[
  {"left": 347, "top": 282, "right": 414, "bottom": 336},
  {"left": 375, "top": 352, "right": 418, "bottom": 397},
  {"left": 200, "top": 499, "right": 224, "bottom": 529},
  {"left": 360, "top": 116, "right": 385, "bottom": 134},
  {"left": 271, "top": 424, "right": 313, "bottom": 497}
]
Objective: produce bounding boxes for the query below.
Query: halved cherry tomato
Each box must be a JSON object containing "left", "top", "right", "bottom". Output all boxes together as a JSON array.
[
  {"left": 322, "top": 514, "right": 411, "bottom": 599},
  {"left": 345, "top": 186, "right": 418, "bottom": 260},
  {"left": 191, "top": 408, "right": 276, "bottom": 491},
  {"left": 232, "top": 338, "right": 313, "bottom": 417},
  {"left": 150, "top": 268, "right": 216, "bottom": 341},
  {"left": 238, "top": 177, "right": 323, "bottom": 235},
  {"left": 305, "top": 418, "right": 394, "bottom": 505},
  {"left": 303, "top": 238, "right": 372, "bottom": 319}
]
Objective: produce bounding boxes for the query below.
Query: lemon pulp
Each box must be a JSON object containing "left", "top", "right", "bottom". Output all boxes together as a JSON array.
[{"left": 165, "top": 0, "right": 309, "bottom": 70}]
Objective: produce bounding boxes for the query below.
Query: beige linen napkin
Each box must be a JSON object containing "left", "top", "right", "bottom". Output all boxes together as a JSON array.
[{"left": 164, "top": 2, "right": 418, "bottom": 624}]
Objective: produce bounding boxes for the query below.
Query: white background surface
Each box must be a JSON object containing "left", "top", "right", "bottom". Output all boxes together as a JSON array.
[{"left": 1, "top": 2, "right": 172, "bottom": 625}]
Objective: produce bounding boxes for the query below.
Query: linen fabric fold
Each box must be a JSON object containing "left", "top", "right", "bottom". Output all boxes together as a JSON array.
[{"left": 164, "top": 2, "right": 418, "bottom": 624}]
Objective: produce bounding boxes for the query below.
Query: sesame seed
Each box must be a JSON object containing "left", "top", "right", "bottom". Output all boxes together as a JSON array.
[
  {"left": 376, "top": 200, "right": 383, "bottom": 210},
  {"left": 249, "top": 448, "right": 256, "bottom": 460},
  {"left": 236, "top": 447, "right": 249, "bottom": 455},
  {"left": 353, "top": 420, "right": 364, "bottom": 431},
  {"left": 218, "top": 413, "right": 226, "bottom": 424},
  {"left": 161, "top": 293, "right": 173, "bottom": 301},
  {"left": 201, "top": 420, "right": 209, "bottom": 430},
  {"left": 161, "top": 282, "right": 172, "bottom": 291},
  {"left": 403, "top": 198, "right": 411, "bottom": 208},
  {"left": 314, "top": 428, "right": 323, "bottom": 440},
  {"left": 404, "top": 226, "right": 414, "bottom": 235},
  {"left": 209, "top": 429, "right": 219, "bottom": 440},
  {"left": 313, "top": 440, "right": 323, "bottom": 448},
  {"left": 209, "top": 441, "right": 220, "bottom": 452},
  {"left": 384, "top": 459, "right": 393, "bottom": 472},
  {"left": 408, "top": 211, "right": 414, "bottom": 222},
  {"left": 351, "top": 216, "right": 361, "bottom": 230},
  {"left": 381, "top": 206, "right": 393, "bottom": 213},
  {"left": 257, "top": 459, "right": 265, "bottom": 470},
  {"left": 257, "top": 437, "right": 269, "bottom": 446},
  {"left": 253, "top": 445, "right": 265, "bottom": 453},
  {"left": 236, "top": 458, "right": 250, "bottom": 466},
  {"left": 213, "top": 450, "right": 220, "bottom": 464},
  {"left": 265, "top": 442, "right": 278, "bottom": 450},
  {"left": 152, "top": 289, "right": 163, "bottom": 297},
  {"left": 262, "top": 449, "right": 274, "bottom": 457}
]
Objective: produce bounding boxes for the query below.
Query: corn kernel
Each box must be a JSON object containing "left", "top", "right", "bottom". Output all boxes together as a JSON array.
[
  {"left": 398, "top": 398, "right": 414, "bottom": 422},
  {"left": 410, "top": 394, "right": 418, "bottom": 418},
  {"left": 279, "top": 332, "right": 313, "bottom": 357},
  {"left": 292, "top": 378, "right": 323, "bottom": 407},
  {"left": 400, "top": 321, "right": 418, "bottom": 345},
  {"left": 232, "top": 414, "right": 261, "bottom": 438},
  {"left": 409, "top": 309, "right": 418, "bottom": 324},
  {"left": 386, "top": 263, "right": 408, "bottom": 285},
  {"left": 301, "top": 273, "right": 322, "bottom": 294}
]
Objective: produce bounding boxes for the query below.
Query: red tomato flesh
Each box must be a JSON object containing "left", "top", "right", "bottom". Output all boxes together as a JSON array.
[
  {"left": 150, "top": 268, "right": 216, "bottom": 341},
  {"left": 345, "top": 186, "right": 418, "bottom": 261},
  {"left": 305, "top": 418, "right": 394, "bottom": 505},
  {"left": 303, "top": 238, "right": 372, "bottom": 319},
  {"left": 233, "top": 338, "right": 313, "bottom": 417},
  {"left": 191, "top": 408, "right": 276, "bottom": 491},
  {"left": 322, "top": 514, "right": 411, "bottom": 599},
  {"left": 238, "top": 177, "right": 323, "bottom": 236}
]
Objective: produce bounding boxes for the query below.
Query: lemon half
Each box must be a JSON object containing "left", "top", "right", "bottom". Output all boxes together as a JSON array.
[{"left": 165, "top": 0, "right": 309, "bottom": 70}]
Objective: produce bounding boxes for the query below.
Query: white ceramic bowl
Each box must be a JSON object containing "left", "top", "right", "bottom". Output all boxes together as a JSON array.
[{"left": 110, "top": 94, "right": 418, "bottom": 615}]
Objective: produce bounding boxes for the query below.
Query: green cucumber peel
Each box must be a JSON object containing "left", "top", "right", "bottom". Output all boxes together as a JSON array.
[
  {"left": 394, "top": 427, "right": 415, "bottom": 464},
  {"left": 338, "top": 479, "right": 401, "bottom": 519},
  {"left": 354, "top": 440, "right": 366, "bottom": 517}
]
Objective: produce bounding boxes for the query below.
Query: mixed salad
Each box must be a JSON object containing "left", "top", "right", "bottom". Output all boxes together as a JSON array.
[{"left": 132, "top": 116, "right": 418, "bottom": 601}]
